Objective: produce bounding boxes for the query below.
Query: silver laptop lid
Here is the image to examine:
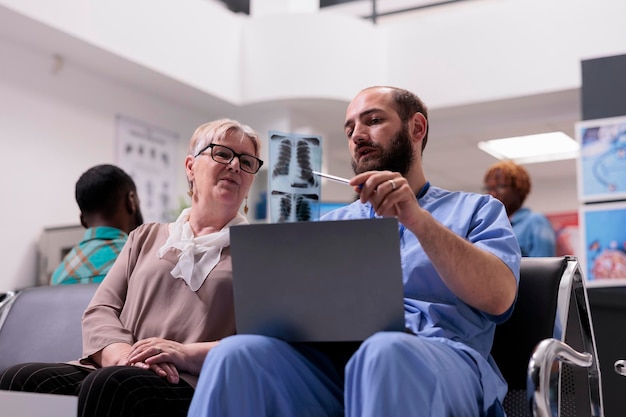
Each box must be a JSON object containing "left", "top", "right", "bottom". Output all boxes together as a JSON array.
[{"left": 230, "top": 218, "right": 405, "bottom": 342}]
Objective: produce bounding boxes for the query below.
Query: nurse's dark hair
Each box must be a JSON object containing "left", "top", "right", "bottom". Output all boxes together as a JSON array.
[{"left": 373, "top": 86, "right": 430, "bottom": 152}]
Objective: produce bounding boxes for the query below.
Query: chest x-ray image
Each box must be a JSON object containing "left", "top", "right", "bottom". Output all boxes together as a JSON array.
[{"left": 268, "top": 131, "right": 322, "bottom": 222}]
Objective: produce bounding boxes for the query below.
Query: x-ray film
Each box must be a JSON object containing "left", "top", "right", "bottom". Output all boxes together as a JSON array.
[{"left": 268, "top": 131, "right": 322, "bottom": 222}]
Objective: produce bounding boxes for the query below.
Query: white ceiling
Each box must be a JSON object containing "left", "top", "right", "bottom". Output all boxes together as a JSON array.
[
  {"left": 0, "top": 2, "right": 582, "bottom": 211},
  {"left": 315, "top": 0, "right": 582, "bottom": 197}
]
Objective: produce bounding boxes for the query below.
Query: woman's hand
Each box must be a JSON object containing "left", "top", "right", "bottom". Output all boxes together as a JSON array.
[
  {"left": 127, "top": 338, "right": 220, "bottom": 384},
  {"left": 93, "top": 342, "right": 133, "bottom": 367},
  {"left": 126, "top": 338, "right": 181, "bottom": 383}
]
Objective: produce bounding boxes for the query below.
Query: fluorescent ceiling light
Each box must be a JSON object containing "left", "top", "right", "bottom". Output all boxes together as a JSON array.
[{"left": 477, "top": 132, "right": 579, "bottom": 164}]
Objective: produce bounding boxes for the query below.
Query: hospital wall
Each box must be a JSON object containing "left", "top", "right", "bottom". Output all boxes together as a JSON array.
[{"left": 2, "top": 0, "right": 626, "bottom": 291}]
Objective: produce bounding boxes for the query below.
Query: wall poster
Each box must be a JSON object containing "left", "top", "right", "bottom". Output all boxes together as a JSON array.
[
  {"left": 546, "top": 211, "right": 580, "bottom": 259},
  {"left": 576, "top": 115, "right": 626, "bottom": 203},
  {"left": 579, "top": 201, "right": 626, "bottom": 286},
  {"left": 116, "top": 115, "right": 179, "bottom": 223}
]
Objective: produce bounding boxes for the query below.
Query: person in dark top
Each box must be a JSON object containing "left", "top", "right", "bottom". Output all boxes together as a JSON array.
[{"left": 51, "top": 164, "right": 144, "bottom": 284}]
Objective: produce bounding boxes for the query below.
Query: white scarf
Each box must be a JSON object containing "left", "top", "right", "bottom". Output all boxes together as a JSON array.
[{"left": 157, "top": 208, "right": 248, "bottom": 291}]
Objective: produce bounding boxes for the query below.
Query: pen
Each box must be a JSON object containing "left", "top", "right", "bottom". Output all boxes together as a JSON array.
[
  {"left": 311, "top": 170, "right": 351, "bottom": 185},
  {"left": 312, "top": 171, "right": 365, "bottom": 190}
]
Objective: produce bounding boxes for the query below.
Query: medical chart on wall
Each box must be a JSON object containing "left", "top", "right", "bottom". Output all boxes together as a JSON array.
[
  {"left": 546, "top": 211, "right": 581, "bottom": 259},
  {"left": 575, "top": 115, "right": 626, "bottom": 285},
  {"left": 576, "top": 116, "right": 626, "bottom": 203},
  {"left": 268, "top": 131, "right": 322, "bottom": 222},
  {"left": 580, "top": 202, "right": 626, "bottom": 285},
  {"left": 116, "top": 115, "right": 179, "bottom": 223}
]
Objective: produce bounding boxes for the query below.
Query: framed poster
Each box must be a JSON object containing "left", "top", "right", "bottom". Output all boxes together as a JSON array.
[
  {"left": 580, "top": 201, "right": 626, "bottom": 286},
  {"left": 116, "top": 115, "right": 179, "bottom": 223},
  {"left": 576, "top": 115, "right": 626, "bottom": 203},
  {"left": 546, "top": 211, "right": 580, "bottom": 259}
]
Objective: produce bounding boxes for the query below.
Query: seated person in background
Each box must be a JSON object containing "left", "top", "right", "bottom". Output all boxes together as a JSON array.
[
  {"left": 51, "top": 164, "right": 144, "bottom": 285},
  {"left": 187, "top": 86, "right": 521, "bottom": 417},
  {"left": 483, "top": 160, "right": 557, "bottom": 257},
  {"left": 1, "top": 119, "right": 264, "bottom": 417}
]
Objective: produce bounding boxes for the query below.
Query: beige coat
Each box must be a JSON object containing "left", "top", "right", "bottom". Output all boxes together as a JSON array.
[{"left": 78, "top": 222, "right": 236, "bottom": 387}]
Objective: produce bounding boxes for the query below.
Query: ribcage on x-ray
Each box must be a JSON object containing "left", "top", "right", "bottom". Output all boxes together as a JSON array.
[
  {"left": 278, "top": 193, "right": 292, "bottom": 222},
  {"left": 297, "top": 140, "right": 316, "bottom": 187},
  {"left": 270, "top": 135, "right": 320, "bottom": 188},
  {"left": 272, "top": 139, "right": 292, "bottom": 178},
  {"left": 272, "top": 191, "right": 318, "bottom": 222},
  {"left": 295, "top": 195, "right": 312, "bottom": 221}
]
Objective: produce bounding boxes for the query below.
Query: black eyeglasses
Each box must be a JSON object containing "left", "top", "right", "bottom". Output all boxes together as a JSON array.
[{"left": 195, "top": 143, "right": 264, "bottom": 174}]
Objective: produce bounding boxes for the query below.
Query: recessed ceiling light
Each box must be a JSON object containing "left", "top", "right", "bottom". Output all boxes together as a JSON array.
[{"left": 477, "top": 131, "right": 580, "bottom": 164}]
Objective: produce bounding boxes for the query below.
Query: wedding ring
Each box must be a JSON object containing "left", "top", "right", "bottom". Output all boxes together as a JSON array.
[
  {"left": 389, "top": 179, "right": 396, "bottom": 190},
  {"left": 155, "top": 347, "right": 162, "bottom": 354}
]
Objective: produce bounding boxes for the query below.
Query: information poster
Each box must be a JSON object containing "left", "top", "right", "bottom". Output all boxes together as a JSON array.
[
  {"left": 116, "top": 115, "right": 179, "bottom": 223},
  {"left": 546, "top": 211, "right": 580, "bottom": 259},
  {"left": 576, "top": 116, "right": 626, "bottom": 202},
  {"left": 580, "top": 202, "right": 626, "bottom": 285}
]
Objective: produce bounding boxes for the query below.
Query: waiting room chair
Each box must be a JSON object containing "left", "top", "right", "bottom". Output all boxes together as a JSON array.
[
  {"left": 0, "top": 283, "right": 99, "bottom": 374},
  {"left": 491, "top": 256, "right": 604, "bottom": 417}
]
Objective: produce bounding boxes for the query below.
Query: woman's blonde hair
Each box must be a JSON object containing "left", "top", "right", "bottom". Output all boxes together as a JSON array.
[{"left": 188, "top": 119, "right": 261, "bottom": 157}]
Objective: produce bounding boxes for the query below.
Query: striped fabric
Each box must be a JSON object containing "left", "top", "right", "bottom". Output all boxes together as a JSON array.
[
  {"left": 0, "top": 363, "right": 195, "bottom": 417},
  {"left": 51, "top": 227, "right": 128, "bottom": 285}
]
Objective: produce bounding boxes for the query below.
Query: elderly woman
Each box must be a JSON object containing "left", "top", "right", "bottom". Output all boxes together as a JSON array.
[{"left": 0, "top": 118, "right": 263, "bottom": 417}]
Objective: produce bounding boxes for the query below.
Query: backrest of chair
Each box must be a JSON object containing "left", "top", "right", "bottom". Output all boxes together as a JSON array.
[
  {"left": 587, "top": 285, "right": 626, "bottom": 417},
  {"left": 492, "top": 256, "right": 604, "bottom": 417},
  {"left": 0, "top": 283, "right": 98, "bottom": 374},
  {"left": 564, "top": 261, "right": 604, "bottom": 417},
  {"left": 492, "top": 257, "right": 567, "bottom": 391}
]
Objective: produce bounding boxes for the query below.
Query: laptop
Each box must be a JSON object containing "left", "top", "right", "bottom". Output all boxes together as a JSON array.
[{"left": 230, "top": 217, "right": 405, "bottom": 342}]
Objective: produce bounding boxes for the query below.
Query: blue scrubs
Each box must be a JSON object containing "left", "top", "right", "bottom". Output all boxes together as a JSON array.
[
  {"left": 188, "top": 185, "right": 521, "bottom": 417},
  {"left": 510, "top": 207, "right": 557, "bottom": 257}
]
